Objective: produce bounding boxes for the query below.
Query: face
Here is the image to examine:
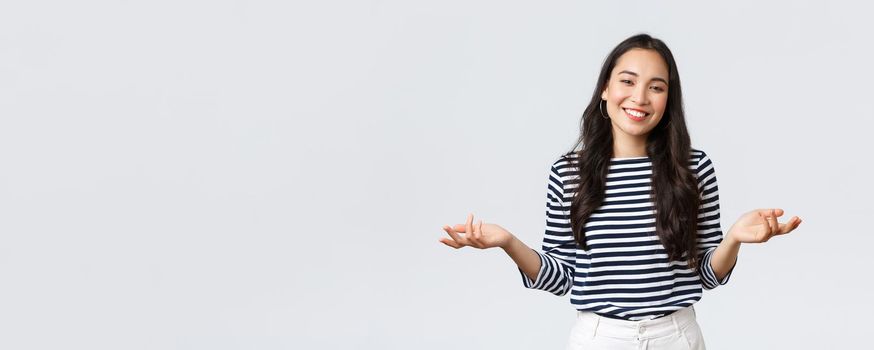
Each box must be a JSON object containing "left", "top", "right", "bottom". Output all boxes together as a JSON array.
[{"left": 600, "top": 48, "right": 669, "bottom": 141}]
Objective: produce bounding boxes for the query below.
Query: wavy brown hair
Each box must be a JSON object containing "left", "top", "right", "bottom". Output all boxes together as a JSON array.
[{"left": 568, "top": 33, "right": 701, "bottom": 269}]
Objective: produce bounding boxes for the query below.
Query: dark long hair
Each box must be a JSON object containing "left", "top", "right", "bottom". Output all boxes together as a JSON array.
[{"left": 568, "top": 33, "right": 701, "bottom": 269}]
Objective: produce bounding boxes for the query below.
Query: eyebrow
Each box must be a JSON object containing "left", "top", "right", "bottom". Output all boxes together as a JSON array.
[{"left": 617, "top": 70, "right": 668, "bottom": 85}]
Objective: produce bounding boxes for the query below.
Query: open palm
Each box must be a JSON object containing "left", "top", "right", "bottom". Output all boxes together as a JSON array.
[
  {"left": 439, "top": 213, "right": 513, "bottom": 250},
  {"left": 727, "top": 208, "right": 802, "bottom": 243}
]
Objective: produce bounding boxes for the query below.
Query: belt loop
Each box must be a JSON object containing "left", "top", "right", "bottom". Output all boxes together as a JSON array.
[
  {"left": 591, "top": 314, "right": 600, "bottom": 339},
  {"left": 671, "top": 311, "right": 681, "bottom": 335}
]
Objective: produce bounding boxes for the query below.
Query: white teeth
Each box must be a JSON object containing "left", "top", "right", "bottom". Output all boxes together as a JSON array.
[{"left": 624, "top": 108, "right": 647, "bottom": 117}]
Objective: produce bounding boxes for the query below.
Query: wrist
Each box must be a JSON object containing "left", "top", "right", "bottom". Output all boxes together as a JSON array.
[
  {"left": 724, "top": 229, "right": 741, "bottom": 246},
  {"left": 501, "top": 235, "right": 522, "bottom": 252}
]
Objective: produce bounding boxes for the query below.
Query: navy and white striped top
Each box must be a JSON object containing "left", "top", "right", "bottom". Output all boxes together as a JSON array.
[{"left": 519, "top": 149, "right": 734, "bottom": 321}]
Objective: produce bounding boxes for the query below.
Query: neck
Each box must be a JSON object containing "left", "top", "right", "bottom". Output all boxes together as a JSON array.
[{"left": 612, "top": 135, "right": 648, "bottom": 158}]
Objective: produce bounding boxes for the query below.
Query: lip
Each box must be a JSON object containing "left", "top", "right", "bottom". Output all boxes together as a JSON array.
[
  {"left": 622, "top": 107, "right": 649, "bottom": 121},
  {"left": 622, "top": 107, "right": 650, "bottom": 114}
]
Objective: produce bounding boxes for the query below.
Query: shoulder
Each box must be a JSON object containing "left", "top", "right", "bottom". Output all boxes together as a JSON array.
[
  {"left": 546, "top": 152, "right": 581, "bottom": 189},
  {"left": 690, "top": 148, "right": 714, "bottom": 171},
  {"left": 690, "top": 148, "right": 719, "bottom": 187},
  {"left": 551, "top": 151, "right": 580, "bottom": 174},
  {"left": 690, "top": 147, "right": 707, "bottom": 163}
]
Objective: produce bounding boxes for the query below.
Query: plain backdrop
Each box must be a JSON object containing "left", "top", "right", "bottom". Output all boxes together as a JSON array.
[{"left": 1, "top": 1, "right": 872, "bottom": 349}]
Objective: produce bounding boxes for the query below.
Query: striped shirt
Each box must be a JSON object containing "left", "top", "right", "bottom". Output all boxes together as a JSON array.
[{"left": 519, "top": 149, "right": 733, "bottom": 321}]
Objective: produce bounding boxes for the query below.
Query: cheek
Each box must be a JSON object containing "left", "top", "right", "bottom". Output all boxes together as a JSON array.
[
  {"left": 607, "top": 86, "right": 630, "bottom": 102},
  {"left": 653, "top": 96, "right": 668, "bottom": 115}
]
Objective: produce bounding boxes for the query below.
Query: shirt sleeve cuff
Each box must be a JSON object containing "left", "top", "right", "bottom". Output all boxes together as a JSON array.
[
  {"left": 701, "top": 247, "right": 736, "bottom": 289},
  {"left": 518, "top": 249, "right": 550, "bottom": 289}
]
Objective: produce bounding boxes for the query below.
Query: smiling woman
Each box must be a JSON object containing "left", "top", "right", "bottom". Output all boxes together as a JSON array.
[
  {"left": 601, "top": 49, "right": 670, "bottom": 158},
  {"left": 440, "top": 33, "right": 802, "bottom": 350}
]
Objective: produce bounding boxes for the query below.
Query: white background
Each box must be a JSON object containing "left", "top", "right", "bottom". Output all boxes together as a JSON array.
[{"left": 1, "top": 1, "right": 871, "bottom": 349}]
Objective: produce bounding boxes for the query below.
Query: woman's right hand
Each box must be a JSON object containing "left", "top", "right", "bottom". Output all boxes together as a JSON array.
[{"left": 439, "top": 213, "right": 514, "bottom": 250}]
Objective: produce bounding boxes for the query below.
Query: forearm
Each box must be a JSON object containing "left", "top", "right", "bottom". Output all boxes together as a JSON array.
[
  {"left": 502, "top": 235, "right": 541, "bottom": 282},
  {"left": 710, "top": 233, "right": 741, "bottom": 281}
]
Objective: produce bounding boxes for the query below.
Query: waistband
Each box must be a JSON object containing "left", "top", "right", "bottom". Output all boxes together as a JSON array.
[
  {"left": 598, "top": 309, "right": 677, "bottom": 320},
  {"left": 575, "top": 306, "right": 696, "bottom": 340}
]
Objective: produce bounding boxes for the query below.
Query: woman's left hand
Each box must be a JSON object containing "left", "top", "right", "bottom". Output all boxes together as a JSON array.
[{"left": 727, "top": 208, "right": 802, "bottom": 244}]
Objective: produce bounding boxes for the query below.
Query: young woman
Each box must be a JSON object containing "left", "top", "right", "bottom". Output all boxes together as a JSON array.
[{"left": 439, "top": 34, "right": 802, "bottom": 350}]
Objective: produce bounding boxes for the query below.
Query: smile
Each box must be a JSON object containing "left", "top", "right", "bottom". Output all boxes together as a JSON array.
[{"left": 623, "top": 108, "right": 649, "bottom": 121}]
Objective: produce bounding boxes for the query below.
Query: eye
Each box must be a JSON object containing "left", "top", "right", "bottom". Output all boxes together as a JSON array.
[
  {"left": 650, "top": 86, "right": 665, "bottom": 92},
  {"left": 620, "top": 80, "right": 633, "bottom": 85}
]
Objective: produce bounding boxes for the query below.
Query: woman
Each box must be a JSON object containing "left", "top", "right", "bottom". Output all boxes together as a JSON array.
[{"left": 439, "top": 33, "right": 802, "bottom": 349}]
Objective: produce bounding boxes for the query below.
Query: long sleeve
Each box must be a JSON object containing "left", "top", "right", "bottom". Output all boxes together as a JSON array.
[
  {"left": 518, "top": 158, "right": 576, "bottom": 296},
  {"left": 694, "top": 150, "right": 735, "bottom": 290}
]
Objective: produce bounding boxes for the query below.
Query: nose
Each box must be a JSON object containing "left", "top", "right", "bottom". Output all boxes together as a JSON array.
[{"left": 631, "top": 85, "right": 649, "bottom": 105}]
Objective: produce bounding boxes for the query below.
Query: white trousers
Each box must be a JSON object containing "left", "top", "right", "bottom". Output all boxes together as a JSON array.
[{"left": 565, "top": 306, "right": 705, "bottom": 350}]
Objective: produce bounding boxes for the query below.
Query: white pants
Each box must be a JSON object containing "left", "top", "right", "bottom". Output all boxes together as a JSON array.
[{"left": 566, "top": 306, "right": 706, "bottom": 350}]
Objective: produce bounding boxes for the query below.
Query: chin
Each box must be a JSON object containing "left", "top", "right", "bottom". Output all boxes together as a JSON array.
[{"left": 621, "top": 126, "right": 654, "bottom": 136}]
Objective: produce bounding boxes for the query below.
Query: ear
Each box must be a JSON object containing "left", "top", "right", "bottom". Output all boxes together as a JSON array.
[{"left": 600, "top": 88, "right": 607, "bottom": 101}]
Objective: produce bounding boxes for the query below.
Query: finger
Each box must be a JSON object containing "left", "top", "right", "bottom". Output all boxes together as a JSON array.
[
  {"left": 443, "top": 225, "right": 470, "bottom": 247},
  {"left": 757, "top": 208, "right": 778, "bottom": 219},
  {"left": 465, "top": 213, "right": 482, "bottom": 248},
  {"left": 774, "top": 223, "right": 792, "bottom": 236},
  {"left": 766, "top": 209, "right": 779, "bottom": 239},
  {"left": 478, "top": 220, "right": 484, "bottom": 240},
  {"left": 764, "top": 217, "right": 777, "bottom": 241},
  {"left": 466, "top": 213, "right": 474, "bottom": 238},
  {"left": 439, "top": 237, "right": 463, "bottom": 249},
  {"left": 776, "top": 216, "right": 802, "bottom": 235},
  {"left": 453, "top": 224, "right": 467, "bottom": 233},
  {"left": 473, "top": 218, "right": 483, "bottom": 241},
  {"left": 770, "top": 209, "right": 781, "bottom": 230},
  {"left": 473, "top": 219, "right": 484, "bottom": 246},
  {"left": 757, "top": 219, "right": 771, "bottom": 242}
]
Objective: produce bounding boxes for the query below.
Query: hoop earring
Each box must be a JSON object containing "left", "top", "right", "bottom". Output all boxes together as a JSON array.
[{"left": 599, "top": 99, "right": 609, "bottom": 119}]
